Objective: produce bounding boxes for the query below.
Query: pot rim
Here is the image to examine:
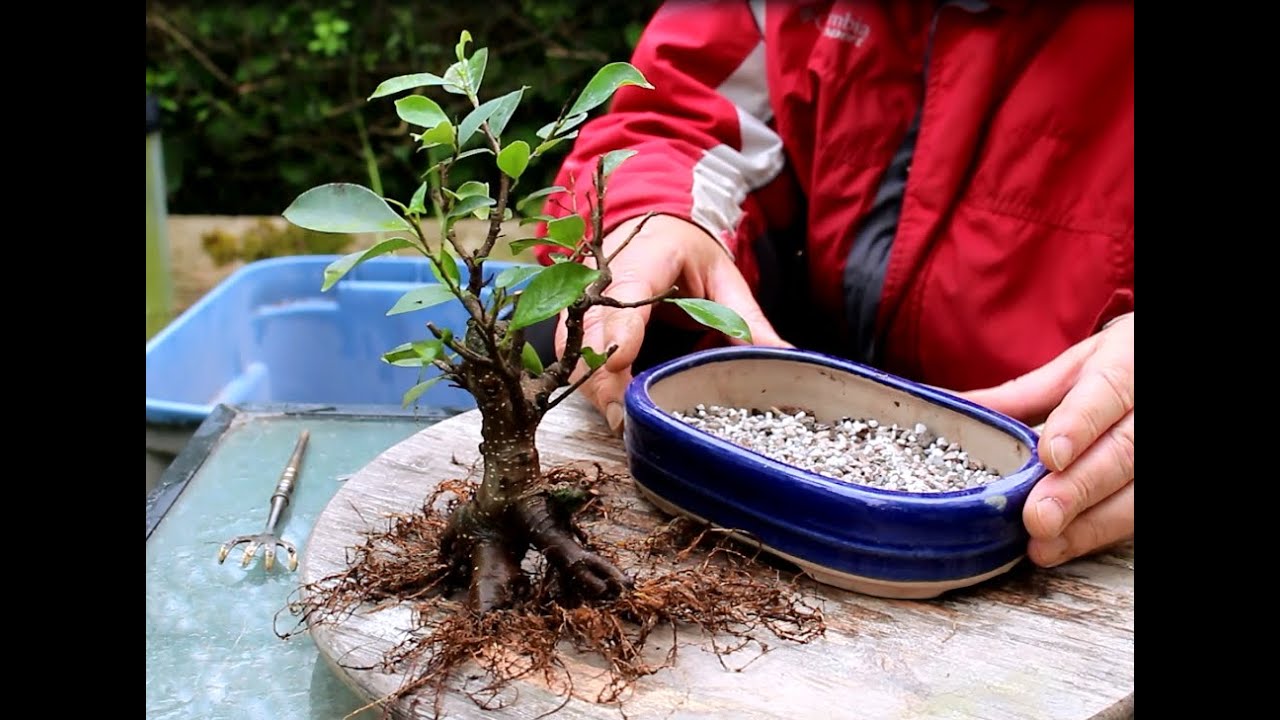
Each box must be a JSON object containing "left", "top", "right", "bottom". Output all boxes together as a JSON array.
[{"left": 624, "top": 346, "right": 1048, "bottom": 508}]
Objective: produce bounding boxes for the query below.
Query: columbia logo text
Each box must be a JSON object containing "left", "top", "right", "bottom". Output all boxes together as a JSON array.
[{"left": 823, "top": 12, "right": 871, "bottom": 46}]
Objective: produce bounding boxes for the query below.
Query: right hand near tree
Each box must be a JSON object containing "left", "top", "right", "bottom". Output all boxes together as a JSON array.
[{"left": 555, "top": 214, "right": 791, "bottom": 435}]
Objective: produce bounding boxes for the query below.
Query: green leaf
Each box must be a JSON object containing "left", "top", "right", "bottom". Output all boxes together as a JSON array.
[
  {"left": 450, "top": 147, "right": 492, "bottom": 164},
  {"left": 458, "top": 88, "right": 524, "bottom": 145},
  {"left": 285, "top": 183, "right": 413, "bottom": 235},
  {"left": 447, "top": 194, "right": 496, "bottom": 220},
  {"left": 368, "top": 73, "right": 447, "bottom": 100},
  {"left": 601, "top": 149, "right": 638, "bottom": 177},
  {"left": 536, "top": 113, "right": 588, "bottom": 140},
  {"left": 497, "top": 141, "right": 531, "bottom": 179},
  {"left": 467, "top": 49, "right": 489, "bottom": 96},
  {"left": 509, "top": 261, "right": 601, "bottom": 331},
  {"left": 320, "top": 237, "right": 417, "bottom": 291},
  {"left": 486, "top": 88, "right": 524, "bottom": 139},
  {"left": 382, "top": 347, "right": 419, "bottom": 367},
  {"left": 442, "top": 61, "right": 468, "bottom": 95},
  {"left": 430, "top": 252, "right": 462, "bottom": 288},
  {"left": 519, "top": 213, "right": 557, "bottom": 226},
  {"left": 546, "top": 215, "right": 585, "bottom": 247},
  {"left": 452, "top": 181, "right": 489, "bottom": 199},
  {"left": 395, "top": 95, "right": 448, "bottom": 128},
  {"left": 442, "top": 48, "right": 488, "bottom": 97},
  {"left": 457, "top": 100, "right": 497, "bottom": 146},
  {"left": 418, "top": 120, "right": 455, "bottom": 149},
  {"left": 567, "top": 62, "right": 654, "bottom": 117},
  {"left": 403, "top": 376, "right": 444, "bottom": 407},
  {"left": 509, "top": 237, "right": 573, "bottom": 254},
  {"left": 495, "top": 264, "right": 543, "bottom": 289},
  {"left": 521, "top": 342, "right": 545, "bottom": 375},
  {"left": 408, "top": 182, "right": 428, "bottom": 215},
  {"left": 665, "top": 298, "right": 753, "bottom": 342},
  {"left": 386, "top": 285, "right": 456, "bottom": 316},
  {"left": 382, "top": 340, "right": 443, "bottom": 367},
  {"left": 533, "top": 133, "right": 577, "bottom": 157},
  {"left": 516, "top": 186, "right": 567, "bottom": 214},
  {"left": 455, "top": 30, "right": 472, "bottom": 61},
  {"left": 581, "top": 346, "right": 608, "bottom": 370}
]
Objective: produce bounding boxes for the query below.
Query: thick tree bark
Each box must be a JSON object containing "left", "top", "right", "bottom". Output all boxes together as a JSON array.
[{"left": 440, "top": 339, "right": 631, "bottom": 614}]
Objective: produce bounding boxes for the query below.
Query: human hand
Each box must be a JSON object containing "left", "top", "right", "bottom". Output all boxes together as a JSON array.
[
  {"left": 555, "top": 214, "right": 790, "bottom": 434},
  {"left": 961, "top": 313, "right": 1134, "bottom": 568}
]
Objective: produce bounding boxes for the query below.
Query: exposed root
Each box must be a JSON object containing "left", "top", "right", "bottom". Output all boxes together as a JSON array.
[{"left": 279, "top": 465, "right": 827, "bottom": 719}]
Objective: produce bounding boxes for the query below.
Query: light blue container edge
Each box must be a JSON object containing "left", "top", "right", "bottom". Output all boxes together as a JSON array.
[{"left": 145, "top": 254, "right": 540, "bottom": 427}]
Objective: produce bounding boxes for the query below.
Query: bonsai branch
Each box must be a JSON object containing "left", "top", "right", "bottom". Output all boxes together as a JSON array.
[
  {"left": 434, "top": 148, "right": 479, "bottom": 269},
  {"left": 471, "top": 120, "right": 512, "bottom": 293},
  {"left": 410, "top": 187, "right": 505, "bottom": 370},
  {"left": 535, "top": 174, "right": 665, "bottom": 390},
  {"left": 543, "top": 344, "right": 619, "bottom": 413},
  {"left": 604, "top": 211, "right": 658, "bottom": 265},
  {"left": 427, "top": 322, "right": 492, "bottom": 368},
  {"left": 592, "top": 287, "right": 679, "bottom": 309},
  {"left": 407, "top": 215, "right": 488, "bottom": 329}
]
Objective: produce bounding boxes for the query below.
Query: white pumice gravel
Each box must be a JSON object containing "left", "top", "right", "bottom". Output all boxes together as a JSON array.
[{"left": 673, "top": 404, "right": 1002, "bottom": 493}]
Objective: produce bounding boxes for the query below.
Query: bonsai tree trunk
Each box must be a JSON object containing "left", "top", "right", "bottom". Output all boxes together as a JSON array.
[{"left": 439, "top": 320, "right": 632, "bottom": 614}]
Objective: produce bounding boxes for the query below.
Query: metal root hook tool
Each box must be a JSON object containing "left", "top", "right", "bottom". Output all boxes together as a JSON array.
[{"left": 217, "top": 429, "right": 310, "bottom": 571}]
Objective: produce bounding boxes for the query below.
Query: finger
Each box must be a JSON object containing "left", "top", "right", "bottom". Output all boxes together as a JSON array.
[
  {"left": 960, "top": 335, "right": 1098, "bottom": 425},
  {"left": 581, "top": 365, "right": 634, "bottom": 436},
  {"left": 553, "top": 308, "right": 569, "bottom": 360},
  {"left": 594, "top": 221, "right": 682, "bottom": 372},
  {"left": 1028, "top": 480, "right": 1133, "bottom": 567},
  {"left": 704, "top": 258, "right": 791, "bottom": 348},
  {"left": 600, "top": 274, "right": 669, "bottom": 371},
  {"left": 1023, "top": 410, "right": 1134, "bottom": 539},
  {"left": 1040, "top": 325, "right": 1134, "bottom": 472}
]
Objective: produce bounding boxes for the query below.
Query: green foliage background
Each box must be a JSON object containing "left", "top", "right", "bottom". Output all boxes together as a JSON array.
[{"left": 146, "top": 1, "right": 663, "bottom": 216}]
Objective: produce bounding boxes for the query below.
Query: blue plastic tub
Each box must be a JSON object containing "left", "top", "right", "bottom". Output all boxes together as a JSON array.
[{"left": 145, "top": 255, "right": 533, "bottom": 426}]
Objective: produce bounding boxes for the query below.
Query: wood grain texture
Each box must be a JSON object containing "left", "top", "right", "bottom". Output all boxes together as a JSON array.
[{"left": 300, "top": 395, "right": 1134, "bottom": 720}]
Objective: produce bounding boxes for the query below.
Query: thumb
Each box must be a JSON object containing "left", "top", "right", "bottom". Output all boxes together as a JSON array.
[
  {"left": 961, "top": 336, "right": 1098, "bottom": 425},
  {"left": 704, "top": 258, "right": 791, "bottom": 348}
]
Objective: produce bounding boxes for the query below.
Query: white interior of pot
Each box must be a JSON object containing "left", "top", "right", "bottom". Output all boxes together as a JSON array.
[{"left": 646, "top": 357, "right": 1033, "bottom": 477}]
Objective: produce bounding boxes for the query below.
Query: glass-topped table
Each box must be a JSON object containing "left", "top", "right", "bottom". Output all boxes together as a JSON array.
[{"left": 145, "top": 404, "right": 457, "bottom": 720}]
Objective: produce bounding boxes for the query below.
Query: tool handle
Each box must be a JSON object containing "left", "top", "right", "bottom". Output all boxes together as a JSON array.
[{"left": 271, "top": 429, "right": 310, "bottom": 505}]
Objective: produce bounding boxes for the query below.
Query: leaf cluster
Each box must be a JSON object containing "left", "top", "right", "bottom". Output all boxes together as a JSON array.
[{"left": 283, "top": 32, "right": 750, "bottom": 410}]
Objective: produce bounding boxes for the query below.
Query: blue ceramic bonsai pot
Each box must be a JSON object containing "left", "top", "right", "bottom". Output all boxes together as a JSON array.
[{"left": 622, "top": 346, "right": 1048, "bottom": 599}]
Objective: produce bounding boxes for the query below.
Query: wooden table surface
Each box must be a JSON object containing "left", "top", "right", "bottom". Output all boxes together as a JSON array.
[{"left": 301, "top": 395, "right": 1134, "bottom": 720}]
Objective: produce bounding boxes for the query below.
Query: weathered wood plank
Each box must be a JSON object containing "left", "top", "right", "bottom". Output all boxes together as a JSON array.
[{"left": 301, "top": 395, "right": 1133, "bottom": 720}]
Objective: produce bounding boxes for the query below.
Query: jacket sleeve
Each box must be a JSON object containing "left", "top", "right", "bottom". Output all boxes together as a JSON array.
[{"left": 534, "top": 0, "right": 786, "bottom": 264}]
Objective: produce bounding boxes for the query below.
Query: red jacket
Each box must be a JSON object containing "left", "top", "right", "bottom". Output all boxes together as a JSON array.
[{"left": 539, "top": 0, "right": 1134, "bottom": 392}]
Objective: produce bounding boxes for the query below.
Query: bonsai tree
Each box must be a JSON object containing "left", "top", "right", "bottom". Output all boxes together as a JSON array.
[{"left": 283, "top": 32, "right": 752, "bottom": 615}]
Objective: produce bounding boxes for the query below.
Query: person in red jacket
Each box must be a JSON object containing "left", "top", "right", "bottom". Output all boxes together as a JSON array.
[{"left": 537, "top": 0, "right": 1133, "bottom": 570}]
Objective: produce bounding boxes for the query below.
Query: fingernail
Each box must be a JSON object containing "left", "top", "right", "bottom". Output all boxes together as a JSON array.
[
  {"left": 606, "top": 403, "right": 625, "bottom": 436},
  {"left": 1035, "top": 497, "right": 1066, "bottom": 537},
  {"left": 1034, "top": 536, "right": 1071, "bottom": 567},
  {"left": 1049, "top": 435, "right": 1074, "bottom": 471}
]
